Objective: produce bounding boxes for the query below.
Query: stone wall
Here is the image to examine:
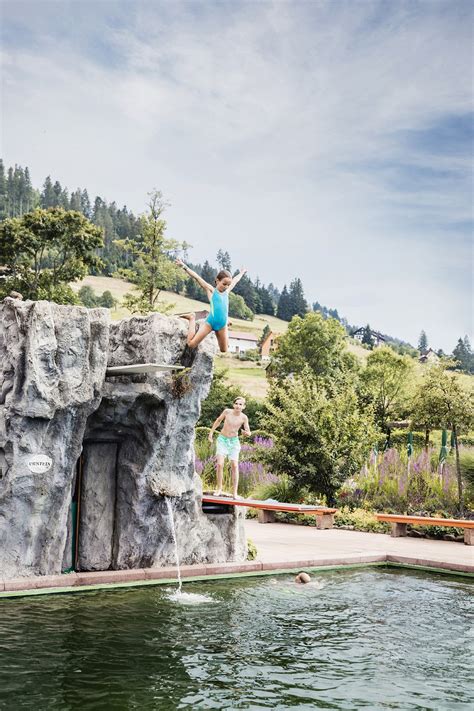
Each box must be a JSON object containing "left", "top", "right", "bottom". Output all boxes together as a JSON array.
[{"left": 0, "top": 299, "right": 246, "bottom": 579}]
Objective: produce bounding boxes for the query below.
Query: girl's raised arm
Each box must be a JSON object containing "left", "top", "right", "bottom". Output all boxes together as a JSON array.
[
  {"left": 176, "top": 259, "right": 213, "bottom": 296},
  {"left": 228, "top": 267, "right": 248, "bottom": 292}
]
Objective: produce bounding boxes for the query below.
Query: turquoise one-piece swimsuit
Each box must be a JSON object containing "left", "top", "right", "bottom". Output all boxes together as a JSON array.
[{"left": 206, "top": 289, "right": 229, "bottom": 331}]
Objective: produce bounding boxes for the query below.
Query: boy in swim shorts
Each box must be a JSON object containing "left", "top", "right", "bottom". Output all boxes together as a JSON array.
[{"left": 208, "top": 397, "right": 251, "bottom": 497}]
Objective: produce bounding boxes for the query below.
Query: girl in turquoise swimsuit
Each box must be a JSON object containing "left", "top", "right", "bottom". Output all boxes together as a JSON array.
[{"left": 175, "top": 259, "right": 247, "bottom": 352}]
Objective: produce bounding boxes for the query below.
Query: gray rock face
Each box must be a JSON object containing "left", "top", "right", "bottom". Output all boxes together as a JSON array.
[{"left": 0, "top": 302, "right": 247, "bottom": 579}]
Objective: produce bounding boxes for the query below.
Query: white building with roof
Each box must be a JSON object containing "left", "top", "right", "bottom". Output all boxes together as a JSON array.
[{"left": 227, "top": 330, "right": 258, "bottom": 355}]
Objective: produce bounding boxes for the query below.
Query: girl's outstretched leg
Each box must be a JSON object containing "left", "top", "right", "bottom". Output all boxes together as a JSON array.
[
  {"left": 180, "top": 315, "right": 213, "bottom": 348},
  {"left": 215, "top": 326, "right": 229, "bottom": 353}
]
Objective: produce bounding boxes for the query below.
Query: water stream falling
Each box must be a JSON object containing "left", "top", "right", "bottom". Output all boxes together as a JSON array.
[
  {"left": 165, "top": 497, "right": 182, "bottom": 595},
  {"left": 164, "top": 496, "right": 215, "bottom": 605}
]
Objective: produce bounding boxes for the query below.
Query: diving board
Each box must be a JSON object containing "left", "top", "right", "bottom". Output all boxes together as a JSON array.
[
  {"left": 202, "top": 494, "right": 337, "bottom": 528},
  {"left": 106, "top": 363, "right": 185, "bottom": 376}
]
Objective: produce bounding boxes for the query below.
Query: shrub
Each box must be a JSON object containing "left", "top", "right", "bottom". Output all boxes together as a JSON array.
[
  {"left": 251, "top": 473, "right": 309, "bottom": 504},
  {"left": 381, "top": 430, "right": 427, "bottom": 450},
  {"left": 334, "top": 507, "right": 390, "bottom": 533},
  {"left": 246, "top": 538, "right": 258, "bottom": 561},
  {"left": 238, "top": 348, "right": 260, "bottom": 362},
  {"left": 229, "top": 293, "right": 253, "bottom": 320}
]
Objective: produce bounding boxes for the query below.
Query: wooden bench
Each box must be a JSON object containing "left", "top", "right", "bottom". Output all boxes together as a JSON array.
[
  {"left": 375, "top": 513, "right": 474, "bottom": 545},
  {"left": 202, "top": 495, "right": 337, "bottom": 529}
]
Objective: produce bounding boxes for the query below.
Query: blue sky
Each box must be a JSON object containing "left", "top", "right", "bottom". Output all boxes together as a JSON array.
[{"left": 1, "top": 0, "right": 472, "bottom": 351}]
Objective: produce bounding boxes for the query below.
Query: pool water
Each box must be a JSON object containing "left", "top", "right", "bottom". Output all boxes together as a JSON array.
[{"left": 0, "top": 568, "right": 472, "bottom": 710}]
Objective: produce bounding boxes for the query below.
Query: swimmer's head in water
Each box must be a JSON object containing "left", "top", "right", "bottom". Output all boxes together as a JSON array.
[{"left": 295, "top": 572, "right": 311, "bottom": 584}]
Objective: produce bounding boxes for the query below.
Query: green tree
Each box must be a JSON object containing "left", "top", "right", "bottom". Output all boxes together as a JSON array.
[
  {"left": 412, "top": 364, "right": 474, "bottom": 514},
  {"left": 201, "top": 260, "right": 216, "bottom": 286},
  {"left": 0, "top": 208, "right": 103, "bottom": 303},
  {"left": 98, "top": 290, "right": 117, "bottom": 308},
  {"left": 78, "top": 285, "right": 98, "bottom": 308},
  {"left": 361, "top": 324, "right": 374, "bottom": 348},
  {"left": 41, "top": 176, "right": 56, "bottom": 208},
  {"left": 255, "top": 283, "right": 275, "bottom": 315},
  {"left": 452, "top": 336, "right": 474, "bottom": 374},
  {"left": 269, "top": 311, "right": 358, "bottom": 387},
  {"left": 81, "top": 189, "right": 91, "bottom": 218},
  {"left": 418, "top": 330, "right": 428, "bottom": 353},
  {"left": 70, "top": 189, "right": 83, "bottom": 212},
  {"left": 115, "top": 190, "right": 183, "bottom": 314},
  {"left": 288, "top": 277, "right": 308, "bottom": 318},
  {"left": 52, "top": 181, "right": 63, "bottom": 207},
  {"left": 229, "top": 292, "right": 253, "bottom": 320},
  {"left": 261, "top": 372, "right": 376, "bottom": 502},
  {"left": 216, "top": 249, "right": 231, "bottom": 271},
  {"left": 276, "top": 284, "right": 292, "bottom": 321},
  {"left": 360, "top": 346, "right": 414, "bottom": 431},
  {"left": 0, "top": 159, "right": 6, "bottom": 219}
]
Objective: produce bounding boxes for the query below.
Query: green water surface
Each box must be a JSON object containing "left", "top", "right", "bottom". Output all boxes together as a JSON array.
[{"left": 0, "top": 568, "right": 472, "bottom": 710}]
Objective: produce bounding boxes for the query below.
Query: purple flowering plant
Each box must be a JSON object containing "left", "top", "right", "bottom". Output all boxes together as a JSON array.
[{"left": 336, "top": 446, "right": 461, "bottom": 515}]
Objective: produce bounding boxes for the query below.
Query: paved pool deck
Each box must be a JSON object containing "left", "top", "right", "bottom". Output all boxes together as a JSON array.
[
  {"left": 1, "top": 522, "right": 472, "bottom": 598},
  {"left": 245, "top": 520, "right": 474, "bottom": 573}
]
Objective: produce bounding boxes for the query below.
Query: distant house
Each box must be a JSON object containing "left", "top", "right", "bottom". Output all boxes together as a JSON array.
[
  {"left": 351, "top": 327, "right": 386, "bottom": 347},
  {"left": 419, "top": 348, "right": 440, "bottom": 364},
  {"left": 227, "top": 330, "right": 258, "bottom": 355},
  {"left": 260, "top": 330, "right": 278, "bottom": 361}
]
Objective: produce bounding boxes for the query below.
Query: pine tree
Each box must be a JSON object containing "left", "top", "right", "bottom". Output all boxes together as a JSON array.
[
  {"left": 14, "top": 166, "right": 25, "bottom": 215},
  {"left": 216, "top": 249, "right": 231, "bottom": 271},
  {"left": 70, "top": 189, "right": 82, "bottom": 212},
  {"left": 232, "top": 273, "right": 260, "bottom": 313},
  {"left": 52, "top": 181, "right": 63, "bottom": 207},
  {"left": 23, "top": 167, "right": 34, "bottom": 212},
  {"left": 6, "top": 167, "right": 14, "bottom": 216},
  {"left": 361, "top": 324, "right": 374, "bottom": 348},
  {"left": 277, "top": 285, "right": 292, "bottom": 321},
  {"left": 256, "top": 284, "right": 275, "bottom": 315},
  {"left": 0, "top": 159, "right": 6, "bottom": 220},
  {"left": 267, "top": 282, "right": 280, "bottom": 304},
  {"left": 201, "top": 260, "right": 216, "bottom": 286},
  {"left": 81, "top": 189, "right": 91, "bottom": 218},
  {"left": 418, "top": 330, "right": 428, "bottom": 353},
  {"left": 288, "top": 278, "right": 308, "bottom": 318},
  {"left": 41, "top": 176, "right": 55, "bottom": 208},
  {"left": 452, "top": 336, "right": 473, "bottom": 374}
]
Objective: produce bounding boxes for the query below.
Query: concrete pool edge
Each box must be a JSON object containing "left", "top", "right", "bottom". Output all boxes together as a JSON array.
[{"left": 1, "top": 554, "right": 472, "bottom": 599}]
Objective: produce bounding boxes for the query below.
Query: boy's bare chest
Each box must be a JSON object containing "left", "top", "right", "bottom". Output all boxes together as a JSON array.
[{"left": 225, "top": 413, "right": 244, "bottom": 429}]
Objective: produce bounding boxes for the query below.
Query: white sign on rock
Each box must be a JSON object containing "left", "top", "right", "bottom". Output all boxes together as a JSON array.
[{"left": 26, "top": 454, "right": 53, "bottom": 474}]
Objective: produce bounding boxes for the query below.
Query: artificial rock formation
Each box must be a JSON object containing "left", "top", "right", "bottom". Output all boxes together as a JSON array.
[{"left": 0, "top": 299, "right": 246, "bottom": 579}]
